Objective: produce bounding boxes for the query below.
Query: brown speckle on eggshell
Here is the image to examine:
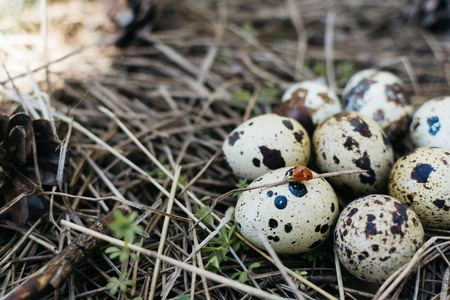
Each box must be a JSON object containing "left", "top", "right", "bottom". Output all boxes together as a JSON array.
[
  {"left": 313, "top": 111, "right": 394, "bottom": 197},
  {"left": 222, "top": 114, "right": 310, "bottom": 180},
  {"left": 389, "top": 147, "right": 450, "bottom": 228},
  {"left": 410, "top": 96, "right": 450, "bottom": 149},
  {"left": 334, "top": 194, "right": 424, "bottom": 284},
  {"left": 343, "top": 69, "right": 413, "bottom": 140},
  {"left": 235, "top": 167, "right": 339, "bottom": 254}
]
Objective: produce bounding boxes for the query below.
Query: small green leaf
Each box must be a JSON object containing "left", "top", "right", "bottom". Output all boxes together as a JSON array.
[
  {"left": 177, "top": 296, "right": 190, "bottom": 300},
  {"left": 239, "top": 271, "right": 248, "bottom": 283},
  {"left": 125, "top": 279, "right": 136, "bottom": 287},
  {"left": 248, "top": 262, "right": 261, "bottom": 271},
  {"left": 200, "top": 195, "right": 211, "bottom": 202}
]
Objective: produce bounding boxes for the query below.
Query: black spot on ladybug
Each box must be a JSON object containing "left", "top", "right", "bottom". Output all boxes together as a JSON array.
[
  {"left": 267, "top": 191, "right": 273, "bottom": 197},
  {"left": 364, "top": 222, "right": 377, "bottom": 237},
  {"left": 385, "top": 83, "right": 409, "bottom": 106},
  {"left": 259, "top": 146, "right": 286, "bottom": 170},
  {"left": 344, "top": 79, "right": 376, "bottom": 109},
  {"left": 282, "top": 120, "right": 294, "bottom": 130},
  {"left": 331, "top": 203, "right": 335, "bottom": 212},
  {"left": 269, "top": 218, "right": 278, "bottom": 228},
  {"left": 228, "top": 131, "right": 241, "bottom": 146},
  {"left": 309, "top": 240, "right": 323, "bottom": 249},
  {"left": 315, "top": 225, "right": 321, "bottom": 232},
  {"left": 371, "top": 244, "right": 379, "bottom": 251},
  {"left": 289, "top": 181, "right": 307, "bottom": 197},
  {"left": 273, "top": 236, "right": 280, "bottom": 242},
  {"left": 274, "top": 195, "right": 288, "bottom": 210},
  {"left": 252, "top": 158, "right": 260, "bottom": 167},
  {"left": 411, "top": 163, "right": 434, "bottom": 183},
  {"left": 284, "top": 223, "right": 293, "bottom": 233},
  {"left": 343, "top": 136, "right": 360, "bottom": 151},
  {"left": 433, "top": 199, "right": 450, "bottom": 211},
  {"left": 348, "top": 208, "right": 358, "bottom": 217},
  {"left": 294, "top": 131, "right": 304, "bottom": 142},
  {"left": 427, "top": 116, "right": 441, "bottom": 136},
  {"left": 320, "top": 224, "right": 329, "bottom": 234},
  {"left": 349, "top": 117, "right": 372, "bottom": 138},
  {"left": 353, "top": 151, "right": 376, "bottom": 185}
]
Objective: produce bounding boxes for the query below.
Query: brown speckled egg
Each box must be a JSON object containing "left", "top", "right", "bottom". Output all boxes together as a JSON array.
[
  {"left": 334, "top": 194, "right": 424, "bottom": 284},
  {"left": 222, "top": 114, "right": 310, "bottom": 180},
  {"left": 410, "top": 96, "right": 450, "bottom": 149},
  {"left": 277, "top": 81, "right": 342, "bottom": 136},
  {"left": 389, "top": 147, "right": 450, "bottom": 228},
  {"left": 343, "top": 69, "right": 413, "bottom": 141},
  {"left": 235, "top": 166, "right": 339, "bottom": 255},
  {"left": 313, "top": 111, "right": 394, "bottom": 197}
]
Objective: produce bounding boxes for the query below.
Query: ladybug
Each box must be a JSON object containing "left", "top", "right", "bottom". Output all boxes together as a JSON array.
[{"left": 291, "top": 165, "right": 313, "bottom": 181}]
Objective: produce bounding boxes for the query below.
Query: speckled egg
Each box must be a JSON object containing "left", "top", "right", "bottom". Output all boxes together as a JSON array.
[
  {"left": 222, "top": 114, "right": 310, "bottom": 180},
  {"left": 277, "top": 81, "right": 342, "bottom": 135},
  {"left": 410, "top": 96, "right": 450, "bottom": 149},
  {"left": 313, "top": 111, "right": 394, "bottom": 197},
  {"left": 342, "top": 69, "right": 413, "bottom": 140},
  {"left": 235, "top": 166, "right": 339, "bottom": 254},
  {"left": 334, "top": 194, "right": 424, "bottom": 284},
  {"left": 389, "top": 147, "right": 450, "bottom": 228}
]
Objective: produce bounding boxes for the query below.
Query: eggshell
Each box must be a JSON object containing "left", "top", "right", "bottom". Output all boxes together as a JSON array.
[
  {"left": 342, "top": 69, "right": 413, "bottom": 140},
  {"left": 235, "top": 166, "right": 339, "bottom": 254},
  {"left": 410, "top": 96, "right": 450, "bottom": 149},
  {"left": 222, "top": 114, "right": 310, "bottom": 180},
  {"left": 277, "top": 81, "right": 342, "bottom": 135},
  {"left": 313, "top": 111, "right": 394, "bottom": 197},
  {"left": 388, "top": 147, "right": 450, "bottom": 228},
  {"left": 334, "top": 194, "right": 424, "bottom": 284}
]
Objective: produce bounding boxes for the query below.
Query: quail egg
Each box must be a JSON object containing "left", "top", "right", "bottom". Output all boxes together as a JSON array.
[
  {"left": 335, "top": 194, "right": 424, "bottom": 284},
  {"left": 313, "top": 111, "right": 394, "bottom": 197},
  {"left": 277, "top": 81, "right": 342, "bottom": 135},
  {"left": 235, "top": 166, "right": 339, "bottom": 255},
  {"left": 222, "top": 114, "right": 310, "bottom": 180},
  {"left": 389, "top": 147, "right": 450, "bottom": 228},
  {"left": 342, "top": 69, "right": 413, "bottom": 140},
  {"left": 410, "top": 96, "right": 450, "bottom": 149}
]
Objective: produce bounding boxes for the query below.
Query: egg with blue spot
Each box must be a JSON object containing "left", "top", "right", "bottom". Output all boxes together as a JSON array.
[
  {"left": 234, "top": 167, "right": 339, "bottom": 254},
  {"left": 410, "top": 96, "right": 450, "bottom": 149}
]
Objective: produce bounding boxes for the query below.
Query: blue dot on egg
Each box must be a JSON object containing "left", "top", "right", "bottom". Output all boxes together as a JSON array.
[
  {"left": 274, "top": 195, "right": 288, "bottom": 210},
  {"left": 267, "top": 190, "right": 273, "bottom": 197}
]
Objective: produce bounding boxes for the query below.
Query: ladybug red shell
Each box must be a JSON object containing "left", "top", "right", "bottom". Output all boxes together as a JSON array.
[{"left": 292, "top": 166, "right": 313, "bottom": 181}]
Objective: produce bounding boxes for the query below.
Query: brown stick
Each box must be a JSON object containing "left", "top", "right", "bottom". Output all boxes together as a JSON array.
[{"left": 4, "top": 206, "right": 131, "bottom": 300}]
